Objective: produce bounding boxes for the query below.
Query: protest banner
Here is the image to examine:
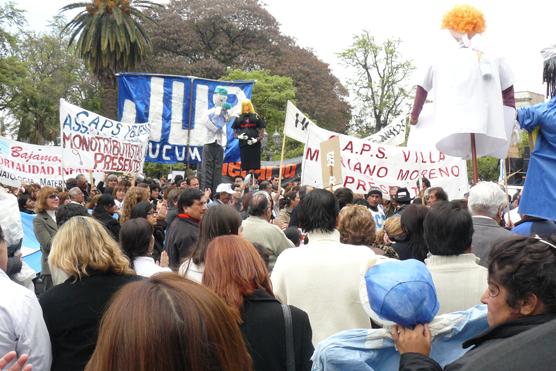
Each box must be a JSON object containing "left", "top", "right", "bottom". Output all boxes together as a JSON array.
[
  {"left": 301, "top": 125, "right": 469, "bottom": 199},
  {"left": 60, "top": 99, "right": 150, "bottom": 173},
  {"left": 222, "top": 156, "right": 302, "bottom": 185},
  {"left": 365, "top": 119, "right": 407, "bottom": 146},
  {"left": 117, "top": 73, "right": 254, "bottom": 164},
  {"left": 283, "top": 100, "right": 316, "bottom": 143},
  {"left": 0, "top": 136, "right": 100, "bottom": 188}
]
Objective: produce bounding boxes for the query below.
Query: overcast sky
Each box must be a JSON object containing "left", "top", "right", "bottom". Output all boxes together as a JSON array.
[{"left": 9, "top": 0, "right": 555, "bottom": 95}]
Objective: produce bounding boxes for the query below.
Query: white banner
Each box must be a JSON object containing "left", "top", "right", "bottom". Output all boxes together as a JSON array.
[
  {"left": 366, "top": 119, "right": 407, "bottom": 146},
  {"left": 60, "top": 99, "right": 150, "bottom": 173},
  {"left": 0, "top": 137, "right": 100, "bottom": 188},
  {"left": 301, "top": 125, "right": 469, "bottom": 199},
  {"left": 283, "top": 100, "right": 317, "bottom": 143}
]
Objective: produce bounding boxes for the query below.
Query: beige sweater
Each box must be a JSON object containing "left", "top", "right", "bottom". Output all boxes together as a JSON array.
[
  {"left": 425, "top": 253, "right": 488, "bottom": 315},
  {"left": 271, "top": 230, "right": 376, "bottom": 345}
]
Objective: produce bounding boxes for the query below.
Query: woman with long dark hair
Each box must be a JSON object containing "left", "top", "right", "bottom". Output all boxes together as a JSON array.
[
  {"left": 130, "top": 201, "right": 165, "bottom": 262},
  {"left": 178, "top": 204, "right": 241, "bottom": 282},
  {"left": 393, "top": 204, "right": 429, "bottom": 261},
  {"left": 203, "top": 235, "right": 313, "bottom": 371}
]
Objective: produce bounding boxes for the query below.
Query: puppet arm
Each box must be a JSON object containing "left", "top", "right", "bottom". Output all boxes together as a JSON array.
[{"left": 410, "top": 85, "right": 428, "bottom": 125}]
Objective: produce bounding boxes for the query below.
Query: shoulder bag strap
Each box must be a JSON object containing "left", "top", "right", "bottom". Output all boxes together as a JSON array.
[{"left": 281, "top": 303, "right": 295, "bottom": 371}]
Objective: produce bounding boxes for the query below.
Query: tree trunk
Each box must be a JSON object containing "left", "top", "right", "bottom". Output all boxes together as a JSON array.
[{"left": 99, "top": 72, "right": 117, "bottom": 119}]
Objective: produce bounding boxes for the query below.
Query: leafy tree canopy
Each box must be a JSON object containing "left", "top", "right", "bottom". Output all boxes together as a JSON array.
[
  {"left": 339, "top": 31, "right": 414, "bottom": 136},
  {"left": 142, "top": 0, "right": 350, "bottom": 133}
]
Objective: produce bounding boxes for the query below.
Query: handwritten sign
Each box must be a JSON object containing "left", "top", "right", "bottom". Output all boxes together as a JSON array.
[{"left": 60, "top": 99, "right": 150, "bottom": 173}]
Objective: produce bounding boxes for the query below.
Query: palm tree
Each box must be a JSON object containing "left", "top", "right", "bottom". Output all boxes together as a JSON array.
[{"left": 61, "top": 0, "right": 160, "bottom": 118}]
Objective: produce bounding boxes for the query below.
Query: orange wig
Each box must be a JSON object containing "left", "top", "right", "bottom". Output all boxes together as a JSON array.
[{"left": 441, "top": 4, "right": 485, "bottom": 35}]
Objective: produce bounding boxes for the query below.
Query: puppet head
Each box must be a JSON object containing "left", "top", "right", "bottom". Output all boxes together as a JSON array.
[
  {"left": 241, "top": 99, "right": 255, "bottom": 114},
  {"left": 442, "top": 4, "right": 485, "bottom": 39},
  {"left": 213, "top": 87, "right": 228, "bottom": 107}
]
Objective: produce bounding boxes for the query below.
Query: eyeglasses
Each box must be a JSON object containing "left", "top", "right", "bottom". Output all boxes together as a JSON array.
[
  {"left": 48, "top": 194, "right": 59, "bottom": 199},
  {"left": 147, "top": 210, "right": 158, "bottom": 215}
]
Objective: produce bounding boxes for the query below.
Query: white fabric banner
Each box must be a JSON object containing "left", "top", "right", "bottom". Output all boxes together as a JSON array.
[
  {"left": 0, "top": 136, "right": 100, "bottom": 188},
  {"left": 365, "top": 119, "right": 407, "bottom": 146},
  {"left": 301, "top": 125, "right": 469, "bottom": 199},
  {"left": 60, "top": 99, "right": 150, "bottom": 173},
  {"left": 283, "top": 100, "right": 317, "bottom": 143}
]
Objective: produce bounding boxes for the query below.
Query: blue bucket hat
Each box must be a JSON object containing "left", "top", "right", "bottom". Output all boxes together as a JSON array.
[{"left": 364, "top": 259, "right": 439, "bottom": 327}]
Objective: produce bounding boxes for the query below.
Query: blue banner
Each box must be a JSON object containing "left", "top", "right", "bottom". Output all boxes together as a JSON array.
[
  {"left": 117, "top": 73, "right": 254, "bottom": 164},
  {"left": 21, "top": 212, "right": 41, "bottom": 273}
]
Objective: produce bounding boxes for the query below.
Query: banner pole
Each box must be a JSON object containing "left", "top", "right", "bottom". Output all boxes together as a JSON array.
[
  {"left": 184, "top": 78, "right": 195, "bottom": 170},
  {"left": 277, "top": 133, "right": 287, "bottom": 193},
  {"left": 470, "top": 133, "right": 479, "bottom": 185}
]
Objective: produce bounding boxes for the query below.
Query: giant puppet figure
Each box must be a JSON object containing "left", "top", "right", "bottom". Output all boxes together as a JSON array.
[
  {"left": 410, "top": 5, "right": 516, "bottom": 181},
  {"left": 516, "top": 46, "right": 556, "bottom": 221},
  {"left": 200, "top": 87, "right": 232, "bottom": 192},
  {"left": 232, "top": 99, "right": 265, "bottom": 173}
]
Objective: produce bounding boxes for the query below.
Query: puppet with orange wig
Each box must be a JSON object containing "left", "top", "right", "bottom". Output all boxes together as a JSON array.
[
  {"left": 410, "top": 4, "right": 516, "bottom": 183},
  {"left": 232, "top": 99, "right": 266, "bottom": 172}
]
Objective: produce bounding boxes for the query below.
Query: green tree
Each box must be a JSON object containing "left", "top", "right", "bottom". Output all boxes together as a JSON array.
[
  {"left": 339, "top": 31, "right": 414, "bottom": 136},
  {"left": 468, "top": 157, "right": 500, "bottom": 183},
  {"left": 222, "top": 69, "right": 301, "bottom": 160},
  {"left": 61, "top": 0, "right": 159, "bottom": 118},
  {"left": 2, "top": 18, "right": 101, "bottom": 144},
  {"left": 0, "top": 2, "right": 26, "bottom": 111},
  {"left": 143, "top": 0, "right": 351, "bottom": 133}
]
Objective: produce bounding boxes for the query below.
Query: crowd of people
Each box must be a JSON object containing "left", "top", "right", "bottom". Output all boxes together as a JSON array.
[{"left": 0, "top": 171, "right": 555, "bottom": 371}]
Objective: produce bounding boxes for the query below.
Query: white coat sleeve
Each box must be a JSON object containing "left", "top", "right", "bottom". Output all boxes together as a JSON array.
[{"left": 15, "top": 292, "right": 52, "bottom": 371}]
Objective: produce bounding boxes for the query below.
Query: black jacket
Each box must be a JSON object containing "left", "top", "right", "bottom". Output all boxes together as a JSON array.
[
  {"left": 39, "top": 272, "right": 141, "bottom": 371},
  {"left": 92, "top": 211, "right": 121, "bottom": 242},
  {"left": 241, "top": 289, "right": 313, "bottom": 371},
  {"left": 399, "top": 314, "right": 556, "bottom": 371},
  {"left": 165, "top": 216, "right": 199, "bottom": 270}
]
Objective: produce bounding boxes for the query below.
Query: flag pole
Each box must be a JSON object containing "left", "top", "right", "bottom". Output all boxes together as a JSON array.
[{"left": 277, "top": 133, "right": 287, "bottom": 193}]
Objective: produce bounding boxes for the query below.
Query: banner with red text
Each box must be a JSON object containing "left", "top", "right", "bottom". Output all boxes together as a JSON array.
[
  {"left": 60, "top": 99, "right": 150, "bottom": 173},
  {"left": 301, "top": 125, "right": 469, "bottom": 199},
  {"left": 0, "top": 136, "right": 101, "bottom": 188},
  {"left": 222, "top": 156, "right": 302, "bottom": 185}
]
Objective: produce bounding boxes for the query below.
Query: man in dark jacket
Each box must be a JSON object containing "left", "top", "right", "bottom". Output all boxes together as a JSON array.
[
  {"left": 165, "top": 188, "right": 207, "bottom": 270},
  {"left": 468, "top": 182, "right": 516, "bottom": 267}
]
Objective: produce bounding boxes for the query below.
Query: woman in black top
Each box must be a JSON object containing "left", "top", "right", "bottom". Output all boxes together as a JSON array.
[
  {"left": 40, "top": 216, "right": 139, "bottom": 371},
  {"left": 92, "top": 194, "right": 120, "bottom": 241},
  {"left": 130, "top": 201, "right": 165, "bottom": 262},
  {"left": 204, "top": 235, "right": 313, "bottom": 371}
]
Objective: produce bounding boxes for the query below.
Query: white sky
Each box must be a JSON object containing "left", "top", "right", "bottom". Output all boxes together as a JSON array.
[{"left": 7, "top": 0, "right": 555, "bottom": 95}]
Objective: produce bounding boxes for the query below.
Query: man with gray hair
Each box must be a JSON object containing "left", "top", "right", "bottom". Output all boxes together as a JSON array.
[
  {"left": 468, "top": 181, "right": 516, "bottom": 267},
  {"left": 68, "top": 187, "right": 85, "bottom": 206},
  {"left": 241, "top": 191, "right": 293, "bottom": 270}
]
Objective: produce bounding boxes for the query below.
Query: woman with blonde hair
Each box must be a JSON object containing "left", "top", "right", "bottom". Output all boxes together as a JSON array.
[
  {"left": 39, "top": 216, "right": 139, "bottom": 371},
  {"left": 85, "top": 273, "right": 253, "bottom": 371},
  {"left": 119, "top": 186, "right": 149, "bottom": 223},
  {"left": 203, "top": 235, "right": 313, "bottom": 371},
  {"left": 33, "top": 186, "right": 60, "bottom": 292}
]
